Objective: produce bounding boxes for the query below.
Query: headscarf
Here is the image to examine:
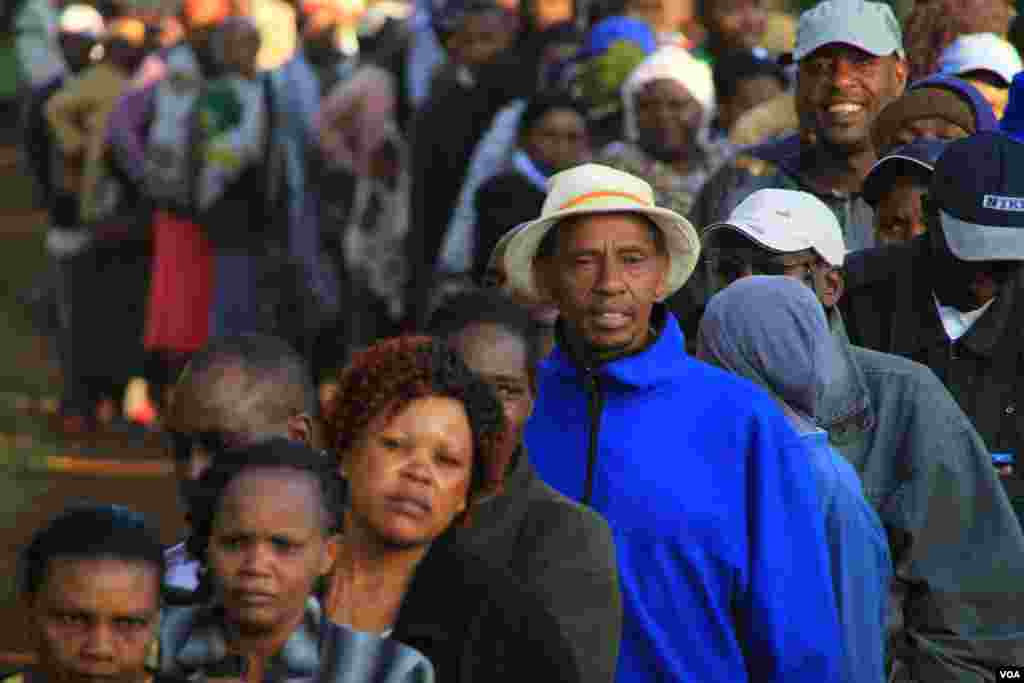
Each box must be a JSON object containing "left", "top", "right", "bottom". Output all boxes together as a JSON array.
[
  {"left": 575, "top": 16, "right": 657, "bottom": 117},
  {"left": 622, "top": 45, "right": 716, "bottom": 145},
  {"left": 697, "top": 275, "right": 848, "bottom": 434},
  {"left": 317, "top": 64, "right": 398, "bottom": 176}
]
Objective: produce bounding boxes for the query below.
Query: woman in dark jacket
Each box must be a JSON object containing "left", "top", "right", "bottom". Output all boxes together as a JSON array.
[
  {"left": 322, "top": 336, "right": 582, "bottom": 683},
  {"left": 471, "top": 91, "right": 591, "bottom": 281}
]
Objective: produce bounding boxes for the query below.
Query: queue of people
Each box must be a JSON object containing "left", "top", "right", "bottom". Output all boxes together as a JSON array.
[{"left": 7, "top": 0, "right": 1024, "bottom": 680}]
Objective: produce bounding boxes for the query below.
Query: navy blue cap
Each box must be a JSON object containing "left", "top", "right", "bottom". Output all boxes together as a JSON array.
[
  {"left": 931, "top": 131, "right": 1024, "bottom": 261},
  {"left": 862, "top": 139, "right": 948, "bottom": 205}
]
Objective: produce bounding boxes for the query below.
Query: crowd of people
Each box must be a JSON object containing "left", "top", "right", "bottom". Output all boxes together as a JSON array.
[{"left": 6, "top": 0, "right": 1024, "bottom": 679}]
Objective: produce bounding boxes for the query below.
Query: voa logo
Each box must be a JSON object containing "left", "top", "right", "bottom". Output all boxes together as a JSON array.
[{"left": 1000, "top": 669, "right": 1022, "bottom": 679}]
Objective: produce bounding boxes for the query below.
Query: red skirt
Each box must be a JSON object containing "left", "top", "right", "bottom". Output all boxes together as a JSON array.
[{"left": 144, "top": 210, "right": 213, "bottom": 353}]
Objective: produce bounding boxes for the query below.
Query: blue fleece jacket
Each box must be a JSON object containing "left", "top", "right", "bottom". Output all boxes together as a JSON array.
[{"left": 525, "top": 311, "right": 842, "bottom": 683}]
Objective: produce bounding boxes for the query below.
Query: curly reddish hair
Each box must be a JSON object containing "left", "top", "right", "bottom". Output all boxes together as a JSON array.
[
  {"left": 329, "top": 336, "right": 509, "bottom": 503},
  {"left": 903, "top": 0, "right": 1013, "bottom": 82}
]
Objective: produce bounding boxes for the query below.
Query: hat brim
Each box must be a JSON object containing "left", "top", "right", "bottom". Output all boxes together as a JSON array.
[
  {"left": 862, "top": 155, "right": 935, "bottom": 205},
  {"left": 504, "top": 205, "right": 701, "bottom": 302},
  {"left": 792, "top": 40, "right": 902, "bottom": 63},
  {"left": 940, "top": 209, "right": 1024, "bottom": 261}
]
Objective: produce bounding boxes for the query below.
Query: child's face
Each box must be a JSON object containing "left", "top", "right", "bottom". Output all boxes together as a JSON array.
[{"left": 221, "top": 25, "right": 261, "bottom": 75}]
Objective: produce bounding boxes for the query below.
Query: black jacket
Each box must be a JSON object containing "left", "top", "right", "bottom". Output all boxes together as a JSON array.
[
  {"left": 472, "top": 171, "right": 546, "bottom": 280},
  {"left": 841, "top": 235, "right": 1024, "bottom": 513},
  {"left": 451, "top": 448, "right": 622, "bottom": 683},
  {"left": 391, "top": 529, "right": 582, "bottom": 683}
]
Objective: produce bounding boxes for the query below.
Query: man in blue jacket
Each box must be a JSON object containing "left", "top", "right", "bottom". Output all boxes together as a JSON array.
[{"left": 503, "top": 163, "right": 842, "bottom": 683}]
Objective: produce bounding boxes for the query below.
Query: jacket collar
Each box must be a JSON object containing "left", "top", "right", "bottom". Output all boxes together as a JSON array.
[
  {"left": 546, "top": 304, "right": 691, "bottom": 389},
  {"left": 893, "top": 238, "right": 1019, "bottom": 358},
  {"left": 173, "top": 600, "right": 322, "bottom": 677}
]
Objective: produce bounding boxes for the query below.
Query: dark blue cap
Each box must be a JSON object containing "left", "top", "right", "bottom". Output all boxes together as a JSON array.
[
  {"left": 931, "top": 131, "right": 1024, "bottom": 261},
  {"left": 862, "top": 139, "right": 948, "bottom": 205}
]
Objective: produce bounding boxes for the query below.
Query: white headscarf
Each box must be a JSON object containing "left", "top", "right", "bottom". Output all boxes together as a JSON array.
[{"left": 621, "top": 45, "right": 715, "bottom": 145}]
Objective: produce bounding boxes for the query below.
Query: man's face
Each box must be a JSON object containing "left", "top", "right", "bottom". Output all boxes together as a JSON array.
[
  {"left": 926, "top": 200, "right": 1018, "bottom": 311},
  {"left": 707, "top": 235, "right": 841, "bottom": 307},
  {"left": 59, "top": 34, "right": 98, "bottom": 74},
  {"left": 718, "top": 74, "right": 785, "bottom": 134},
  {"left": 634, "top": 79, "right": 703, "bottom": 161},
  {"left": 875, "top": 175, "right": 928, "bottom": 245},
  {"left": 797, "top": 44, "right": 907, "bottom": 153},
  {"left": 30, "top": 558, "right": 160, "bottom": 683},
  {"left": 447, "top": 11, "right": 514, "bottom": 69},
  {"left": 166, "top": 370, "right": 308, "bottom": 515},
  {"left": 705, "top": 0, "right": 767, "bottom": 51},
  {"left": 882, "top": 117, "right": 968, "bottom": 156},
  {"left": 540, "top": 213, "right": 669, "bottom": 356},
  {"left": 220, "top": 24, "right": 261, "bottom": 75},
  {"left": 626, "top": 0, "right": 691, "bottom": 35},
  {"left": 521, "top": 107, "right": 591, "bottom": 174},
  {"left": 450, "top": 323, "right": 534, "bottom": 456}
]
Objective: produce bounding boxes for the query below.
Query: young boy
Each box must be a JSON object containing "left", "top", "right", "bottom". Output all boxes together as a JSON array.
[
  {"left": 195, "top": 17, "right": 268, "bottom": 337},
  {"left": 11, "top": 504, "right": 165, "bottom": 683}
]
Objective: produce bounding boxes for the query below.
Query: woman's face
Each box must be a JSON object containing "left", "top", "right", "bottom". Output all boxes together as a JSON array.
[
  {"left": 634, "top": 79, "right": 703, "bottom": 161},
  {"left": 208, "top": 468, "right": 337, "bottom": 638},
  {"left": 344, "top": 397, "right": 474, "bottom": 548},
  {"left": 521, "top": 107, "right": 591, "bottom": 173}
]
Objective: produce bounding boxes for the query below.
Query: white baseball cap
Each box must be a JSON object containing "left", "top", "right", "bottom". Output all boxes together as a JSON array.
[
  {"left": 503, "top": 164, "right": 701, "bottom": 301},
  {"left": 939, "top": 33, "right": 1023, "bottom": 87},
  {"left": 59, "top": 4, "right": 106, "bottom": 37},
  {"left": 703, "top": 189, "right": 847, "bottom": 267}
]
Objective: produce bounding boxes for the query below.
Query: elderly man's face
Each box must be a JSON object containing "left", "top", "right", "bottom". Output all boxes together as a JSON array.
[
  {"left": 540, "top": 213, "right": 669, "bottom": 356},
  {"left": 797, "top": 44, "right": 907, "bottom": 153}
]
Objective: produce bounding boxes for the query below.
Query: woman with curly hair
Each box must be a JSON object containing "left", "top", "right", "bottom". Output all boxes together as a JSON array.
[
  {"left": 158, "top": 437, "right": 436, "bottom": 683},
  {"left": 323, "top": 336, "right": 581, "bottom": 683}
]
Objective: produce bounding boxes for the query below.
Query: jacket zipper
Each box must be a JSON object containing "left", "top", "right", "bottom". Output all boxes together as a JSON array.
[{"left": 583, "top": 366, "right": 604, "bottom": 506}]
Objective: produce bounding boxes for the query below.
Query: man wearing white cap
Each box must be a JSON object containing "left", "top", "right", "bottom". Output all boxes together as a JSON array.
[
  {"left": 938, "top": 33, "right": 1023, "bottom": 117},
  {"left": 508, "top": 163, "right": 842, "bottom": 683},
  {"left": 690, "top": 0, "right": 908, "bottom": 254},
  {"left": 704, "top": 187, "right": 1024, "bottom": 681}
]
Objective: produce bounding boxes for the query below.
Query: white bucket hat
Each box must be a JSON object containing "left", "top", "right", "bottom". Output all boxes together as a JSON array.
[{"left": 503, "top": 164, "right": 701, "bottom": 301}]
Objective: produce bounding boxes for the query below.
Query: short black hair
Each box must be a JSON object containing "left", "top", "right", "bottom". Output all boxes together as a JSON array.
[
  {"left": 19, "top": 503, "right": 166, "bottom": 598},
  {"left": 186, "top": 438, "right": 346, "bottom": 572},
  {"left": 182, "top": 333, "right": 318, "bottom": 420},
  {"left": 427, "top": 289, "right": 546, "bottom": 373},
  {"left": 712, "top": 51, "right": 788, "bottom": 103},
  {"left": 519, "top": 90, "right": 588, "bottom": 139},
  {"left": 535, "top": 213, "right": 666, "bottom": 260}
]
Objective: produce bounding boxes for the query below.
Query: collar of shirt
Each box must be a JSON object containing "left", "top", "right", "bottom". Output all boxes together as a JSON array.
[{"left": 933, "top": 292, "right": 997, "bottom": 341}]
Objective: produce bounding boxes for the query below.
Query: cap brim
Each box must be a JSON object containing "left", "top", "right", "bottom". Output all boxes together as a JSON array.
[
  {"left": 940, "top": 209, "right": 1024, "bottom": 261},
  {"left": 703, "top": 222, "right": 795, "bottom": 254},
  {"left": 862, "top": 155, "right": 935, "bottom": 205},
  {"left": 504, "top": 205, "right": 701, "bottom": 301},
  {"left": 793, "top": 39, "right": 901, "bottom": 63}
]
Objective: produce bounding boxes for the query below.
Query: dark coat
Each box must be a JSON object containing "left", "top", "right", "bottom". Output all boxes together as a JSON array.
[
  {"left": 391, "top": 528, "right": 582, "bottom": 683},
  {"left": 451, "top": 448, "right": 622, "bottom": 683},
  {"left": 471, "top": 171, "right": 545, "bottom": 281},
  {"left": 405, "top": 57, "right": 529, "bottom": 328}
]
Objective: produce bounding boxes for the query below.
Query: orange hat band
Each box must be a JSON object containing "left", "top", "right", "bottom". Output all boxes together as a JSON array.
[{"left": 557, "top": 190, "right": 652, "bottom": 211}]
